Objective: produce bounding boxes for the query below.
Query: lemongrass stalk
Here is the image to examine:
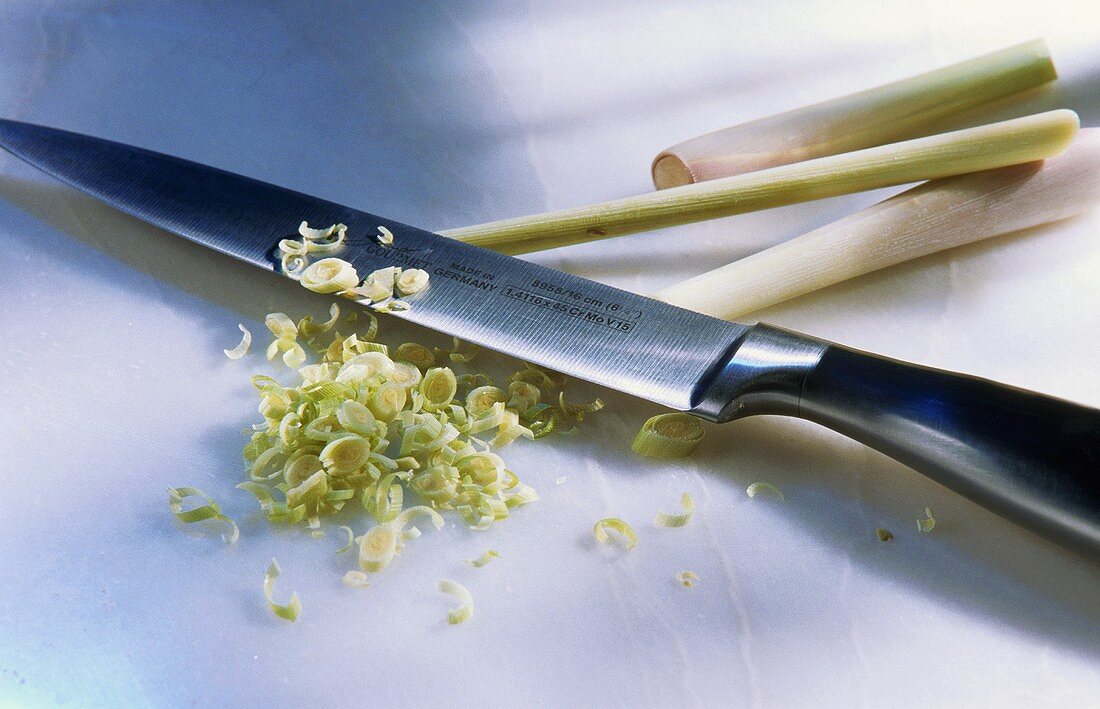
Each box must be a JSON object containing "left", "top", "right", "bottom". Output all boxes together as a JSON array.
[
  {"left": 652, "top": 39, "right": 1056, "bottom": 188},
  {"left": 439, "top": 110, "right": 1078, "bottom": 255},
  {"left": 655, "top": 127, "right": 1100, "bottom": 320}
]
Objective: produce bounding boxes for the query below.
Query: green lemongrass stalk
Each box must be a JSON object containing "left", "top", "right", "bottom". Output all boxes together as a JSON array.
[
  {"left": 439, "top": 110, "right": 1078, "bottom": 255},
  {"left": 652, "top": 39, "right": 1057, "bottom": 188}
]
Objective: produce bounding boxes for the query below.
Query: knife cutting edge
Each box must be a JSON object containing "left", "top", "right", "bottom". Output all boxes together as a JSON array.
[{"left": 1, "top": 119, "right": 1097, "bottom": 557}]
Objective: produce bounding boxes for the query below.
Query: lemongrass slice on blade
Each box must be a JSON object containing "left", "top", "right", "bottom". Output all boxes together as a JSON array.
[
  {"left": 396, "top": 268, "right": 430, "bottom": 296},
  {"left": 300, "top": 258, "right": 360, "bottom": 294}
]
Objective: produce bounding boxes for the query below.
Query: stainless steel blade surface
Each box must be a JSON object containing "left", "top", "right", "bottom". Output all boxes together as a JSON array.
[{"left": 0, "top": 119, "right": 748, "bottom": 410}]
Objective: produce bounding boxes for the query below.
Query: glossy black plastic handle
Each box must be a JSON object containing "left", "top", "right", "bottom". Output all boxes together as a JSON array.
[
  {"left": 804, "top": 343, "right": 1100, "bottom": 556},
  {"left": 695, "top": 324, "right": 1100, "bottom": 557}
]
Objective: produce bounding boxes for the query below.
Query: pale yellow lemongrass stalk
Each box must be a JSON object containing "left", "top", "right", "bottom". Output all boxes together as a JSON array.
[
  {"left": 652, "top": 39, "right": 1057, "bottom": 188},
  {"left": 439, "top": 110, "right": 1078, "bottom": 255},
  {"left": 654, "top": 128, "right": 1100, "bottom": 320}
]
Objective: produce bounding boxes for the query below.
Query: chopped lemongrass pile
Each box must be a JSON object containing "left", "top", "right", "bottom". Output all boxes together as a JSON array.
[
  {"left": 876, "top": 528, "right": 894, "bottom": 542},
  {"left": 224, "top": 296, "right": 600, "bottom": 588},
  {"left": 438, "top": 579, "right": 474, "bottom": 624},
  {"left": 677, "top": 571, "right": 700, "bottom": 588},
  {"left": 264, "top": 559, "right": 302, "bottom": 621},
  {"left": 224, "top": 324, "right": 252, "bottom": 360},
  {"left": 746, "top": 481, "right": 785, "bottom": 502},
  {"left": 632, "top": 413, "right": 704, "bottom": 458},
  {"left": 654, "top": 492, "right": 694, "bottom": 528},
  {"left": 167, "top": 486, "right": 239, "bottom": 544},
  {"left": 465, "top": 549, "right": 501, "bottom": 568},
  {"left": 917, "top": 507, "right": 936, "bottom": 533},
  {"left": 593, "top": 518, "right": 638, "bottom": 551},
  {"left": 168, "top": 221, "right": 609, "bottom": 621}
]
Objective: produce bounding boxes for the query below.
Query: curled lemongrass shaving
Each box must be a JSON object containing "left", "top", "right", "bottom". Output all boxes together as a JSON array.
[
  {"left": 354, "top": 266, "right": 400, "bottom": 303},
  {"left": 264, "top": 559, "right": 301, "bottom": 621},
  {"left": 465, "top": 549, "right": 501, "bottom": 568},
  {"left": 677, "top": 571, "right": 700, "bottom": 588},
  {"left": 265, "top": 313, "right": 298, "bottom": 340},
  {"left": 917, "top": 507, "right": 936, "bottom": 533},
  {"left": 876, "top": 527, "right": 894, "bottom": 542},
  {"left": 300, "top": 258, "right": 360, "bottom": 294},
  {"left": 746, "top": 481, "right": 785, "bottom": 502},
  {"left": 343, "top": 570, "right": 372, "bottom": 588},
  {"left": 654, "top": 492, "right": 695, "bottom": 528},
  {"left": 445, "top": 338, "right": 481, "bottom": 364},
  {"left": 632, "top": 413, "right": 704, "bottom": 458},
  {"left": 282, "top": 342, "right": 307, "bottom": 368},
  {"left": 302, "top": 224, "right": 347, "bottom": 254},
  {"left": 395, "top": 505, "right": 445, "bottom": 540},
  {"left": 335, "top": 525, "right": 355, "bottom": 554},
  {"left": 299, "top": 303, "right": 341, "bottom": 339},
  {"left": 298, "top": 221, "right": 342, "bottom": 242},
  {"left": 558, "top": 392, "right": 604, "bottom": 423},
  {"left": 438, "top": 579, "right": 473, "bottom": 624},
  {"left": 376, "top": 225, "right": 394, "bottom": 245},
  {"left": 593, "top": 518, "right": 637, "bottom": 550},
  {"left": 167, "top": 487, "right": 239, "bottom": 544},
  {"left": 396, "top": 268, "right": 430, "bottom": 296},
  {"left": 224, "top": 324, "right": 252, "bottom": 360}
]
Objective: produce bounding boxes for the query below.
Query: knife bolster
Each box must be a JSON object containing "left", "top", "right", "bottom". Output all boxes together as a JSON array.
[{"left": 691, "top": 324, "right": 827, "bottom": 422}]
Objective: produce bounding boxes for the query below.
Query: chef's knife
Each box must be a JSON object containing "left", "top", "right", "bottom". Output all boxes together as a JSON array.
[{"left": 1, "top": 119, "right": 1097, "bottom": 556}]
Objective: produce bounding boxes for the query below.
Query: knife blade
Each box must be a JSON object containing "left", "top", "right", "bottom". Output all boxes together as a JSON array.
[{"left": 1, "top": 119, "right": 1098, "bottom": 557}]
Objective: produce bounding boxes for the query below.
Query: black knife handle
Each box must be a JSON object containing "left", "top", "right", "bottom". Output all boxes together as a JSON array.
[{"left": 694, "top": 324, "right": 1100, "bottom": 557}]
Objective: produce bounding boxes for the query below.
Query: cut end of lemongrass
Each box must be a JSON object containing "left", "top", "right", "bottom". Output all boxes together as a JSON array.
[
  {"left": 593, "top": 518, "right": 638, "bottom": 551},
  {"left": 652, "top": 39, "right": 1058, "bottom": 187},
  {"left": 677, "top": 571, "right": 700, "bottom": 588}
]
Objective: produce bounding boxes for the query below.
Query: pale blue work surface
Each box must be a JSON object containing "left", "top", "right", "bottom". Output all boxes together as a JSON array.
[{"left": 2, "top": 2, "right": 1100, "bottom": 706}]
